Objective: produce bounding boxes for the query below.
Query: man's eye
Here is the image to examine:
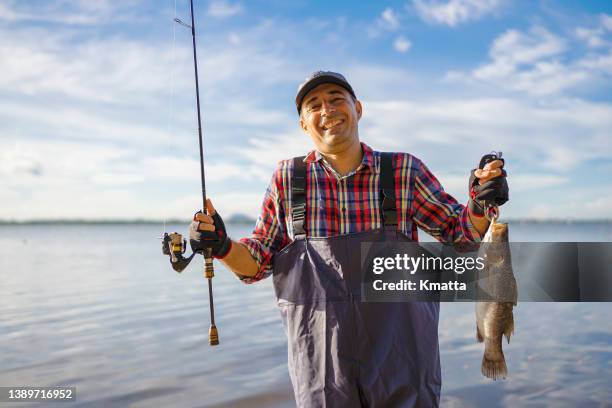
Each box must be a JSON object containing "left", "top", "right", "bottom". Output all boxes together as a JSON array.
[
  {"left": 308, "top": 105, "right": 321, "bottom": 111},
  {"left": 332, "top": 98, "right": 343, "bottom": 103}
]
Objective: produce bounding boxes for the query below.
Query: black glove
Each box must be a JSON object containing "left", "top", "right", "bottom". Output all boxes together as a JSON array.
[
  {"left": 468, "top": 155, "right": 509, "bottom": 216},
  {"left": 189, "top": 210, "right": 232, "bottom": 259}
]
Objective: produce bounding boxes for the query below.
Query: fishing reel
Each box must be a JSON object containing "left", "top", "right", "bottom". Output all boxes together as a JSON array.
[
  {"left": 162, "top": 232, "right": 196, "bottom": 273},
  {"left": 161, "top": 230, "right": 219, "bottom": 345},
  {"left": 478, "top": 151, "right": 503, "bottom": 171},
  {"left": 478, "top": 151, "right": 504, "bottom": 222}
]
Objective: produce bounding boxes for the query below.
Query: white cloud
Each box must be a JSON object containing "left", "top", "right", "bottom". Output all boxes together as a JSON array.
[
  {"left": 0, "top": 138, "right": 131, "bottom": 189},
  {"left": 0, "top": 101, "right": 174, "bottom": 147},
  {"left": 228, "top": 32, "right": 241, "bottom": 45},
  {"left": 0, "top": 14, "right": 304, "bottom": 154},
  {"left": 574, "top": 14, "right": 612, "bottom": 48},
  {"left": 160, "top": 190, "right": 265, "bottom": 222},
  {"left": 368, "top": 7, "right": 402, "bottom": 38},
  {"left": 0, "top": 137, "right": 273, "bottom": 220},
  {"left": 0, "top": 21, "right": 299, "bottom": 107},
  {"left": 501, "top": 61, "right": 587, "bottom": 95},
  {"left": 343, "top": 64, "right": 415, "bottom": 99},
  {"left": 412, "top": 0, "right": 501, "bottom": 27},
  {"left": 601, "top": 13, "right": 612, "bottom": 31},
  {"left": 524, "top": 189, "right": 612, "bottom": 220},
  {"left": 577, "top": 51, "right": 612, "bottom": 74},
  {"left": 0, "top": 0, "right": 137, "bottom": 25},
  {"left": 359, "top": 97, "right": 612, "bottom": 174},
  {"left": 434, "top": 173, "right": 569, "bottom": 196},
  {"left": 584, "top": 194, "right": 612, "bottom": 213},
  {"left": 0, "top": 2, "right": 21, "bottom": 21},
  {"left": 509, "top": 174, "right": 569, "bottom": 191},
  {"left": 575, "top": 27, "right": 607, "bottom": 48},
  {"left": 540, "top": 147, "right": 580, "bottom": 172},
  {"left": 381, "top": 8, "right": 400, "bottom": 30},
  {"left": 487, "top": 27, "right": 565, "bottom": 65},
  {"left": 207, "top": 1, "right": 243, "bottom": 18},
  {"left": 394, "top": 36, "right": 412, "bottom": 53},
  {"left": 354, "top": 95, "right": 612, "bottom": 220},
  {"left": 0, "top": 30, "right": 187, "bottom": 105},
  {"left": 0, "top": 12, "right": 311, "bottom": 221},
  {"left": 234, "top": 131, "right": 313, "bottom": 171},
  {"left": 449, "top": 25, "right": 612, "bottom": 95}
]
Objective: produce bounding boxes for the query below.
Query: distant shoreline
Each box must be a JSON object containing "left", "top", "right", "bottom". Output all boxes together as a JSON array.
[
  {"left": 1, "top": 218, "right": 610, "bottom": 225},
  {"left": 0, "top": 218, "right": 254, "bottom": 226}
]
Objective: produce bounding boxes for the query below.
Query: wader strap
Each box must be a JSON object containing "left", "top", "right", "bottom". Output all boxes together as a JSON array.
[
  {"left": 380, "top": 152, "right": 398, "bottom": 226},
  {"left": 291, "top": 156, "right": 307, "bottom": 237}
]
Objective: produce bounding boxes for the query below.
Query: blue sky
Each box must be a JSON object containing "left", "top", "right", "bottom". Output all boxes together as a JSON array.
[{"left": 1, "top": 0, "right": 611, "bottom": 221}]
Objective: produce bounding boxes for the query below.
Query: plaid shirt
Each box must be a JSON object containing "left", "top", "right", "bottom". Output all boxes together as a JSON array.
[{"left": 238, "top": 142, "right": 482, "bottom": 283}]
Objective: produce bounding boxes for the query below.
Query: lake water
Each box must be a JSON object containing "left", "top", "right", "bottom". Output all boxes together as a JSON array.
[{"left": 1, "top": 222, "right": 611, "bottom": 407}]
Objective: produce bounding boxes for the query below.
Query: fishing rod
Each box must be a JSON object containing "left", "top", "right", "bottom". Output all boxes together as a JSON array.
[{"left": 161, "top": 0, "right": 219, "bottom": 346}]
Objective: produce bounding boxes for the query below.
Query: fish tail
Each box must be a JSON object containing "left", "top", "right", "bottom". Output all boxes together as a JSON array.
[{"left": 481, "top": 352, "right": 508, "bottom": 380}]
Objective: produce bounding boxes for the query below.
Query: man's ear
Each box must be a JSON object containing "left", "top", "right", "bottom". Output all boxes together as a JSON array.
[
  {"left": 355, "top": 100, "right": 363, "bottom": 120},
  {"left": 300, "top": 116, "right": 308, "bottom": 133}
]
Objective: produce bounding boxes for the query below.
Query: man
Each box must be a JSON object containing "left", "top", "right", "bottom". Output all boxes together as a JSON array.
[{"left": 190, "top": 71, "right": 508, "bottom": 407}]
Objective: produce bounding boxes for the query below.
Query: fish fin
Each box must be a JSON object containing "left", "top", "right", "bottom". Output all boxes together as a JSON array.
[
  {"left": 481, "top": 353, "right": 508, "bottom": 380},
  {"left": 476, "top": 324, "right": 484, "bottom": 343},
  {"left": 504, "top": 311, "right": 515, "bottom": 344}
]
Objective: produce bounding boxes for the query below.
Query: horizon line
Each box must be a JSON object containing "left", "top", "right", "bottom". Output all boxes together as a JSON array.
[{"left": 1, "top": 218, "right": 611, "bottom": 225}]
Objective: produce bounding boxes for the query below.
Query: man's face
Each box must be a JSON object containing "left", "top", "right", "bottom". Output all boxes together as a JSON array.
[{"left": 299, "top": 83, "right": 362, "bottom": 154}]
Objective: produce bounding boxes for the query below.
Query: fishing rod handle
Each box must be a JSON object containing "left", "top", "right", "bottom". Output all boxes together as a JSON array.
[
  {"left": 209, "top": 324, "right": 219, "bottom": 346},
  {"left": 203, "top": 248, "right": 218, "bottom": 345},
  {"left": 204, "top": 249, "right": 214, "bottom": 279}
]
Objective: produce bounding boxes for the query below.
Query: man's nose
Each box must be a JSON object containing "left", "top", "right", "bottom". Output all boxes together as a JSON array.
[{"left": 320, "top": 100, "right": 336, "bottom": 115}]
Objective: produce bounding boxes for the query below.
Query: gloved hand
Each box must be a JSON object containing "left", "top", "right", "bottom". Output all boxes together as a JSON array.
[
  {"left": 189, "top": 199, "right": 232, "bottom": 259},
  {"left": 468, "top": 155, "right": 509, "bottom": 217}
]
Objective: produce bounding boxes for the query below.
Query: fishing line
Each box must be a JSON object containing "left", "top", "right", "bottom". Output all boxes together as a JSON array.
[{"left": 162, "top": 0, "right": 179, "bottom": 235}]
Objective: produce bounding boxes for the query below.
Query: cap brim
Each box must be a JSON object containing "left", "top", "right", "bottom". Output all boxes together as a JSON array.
[{"left": 295, "top": 76, "right": 355, "bottom": 113}]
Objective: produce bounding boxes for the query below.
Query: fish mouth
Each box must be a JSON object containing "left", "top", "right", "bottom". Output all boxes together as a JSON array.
[{"left": 490, "top": 222, "right": 509, "bottom": 237}]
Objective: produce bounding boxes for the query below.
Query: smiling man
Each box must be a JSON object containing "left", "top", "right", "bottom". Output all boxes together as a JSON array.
[{"left": 189, "top": 71, "right": 509, "bottom": 407}]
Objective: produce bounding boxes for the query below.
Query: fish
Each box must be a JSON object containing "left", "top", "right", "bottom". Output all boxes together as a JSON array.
[{"left": 475, "top": 217, "right": 517, "bottom": 380}]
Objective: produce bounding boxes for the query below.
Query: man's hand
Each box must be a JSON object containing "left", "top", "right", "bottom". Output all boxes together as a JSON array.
[
  {"left": 189, "top": 199, "right": 232, "bottom": 259},
  {"left": 468, "top": 158, "right": 509, "bottom": 217}
]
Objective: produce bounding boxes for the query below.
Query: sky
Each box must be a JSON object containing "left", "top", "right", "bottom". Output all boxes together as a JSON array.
[{"left": 1, "top": 0, "right": 611, "bottom": 221}]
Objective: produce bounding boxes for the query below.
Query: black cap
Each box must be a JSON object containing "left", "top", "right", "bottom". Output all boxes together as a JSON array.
[{"left": 295, "top": 71, "right": 356, "bottom": 114}]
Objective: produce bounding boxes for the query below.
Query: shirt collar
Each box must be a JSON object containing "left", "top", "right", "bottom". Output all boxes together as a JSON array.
[{"left": 303, "top": 142, "right": 375, "bottom": 172}]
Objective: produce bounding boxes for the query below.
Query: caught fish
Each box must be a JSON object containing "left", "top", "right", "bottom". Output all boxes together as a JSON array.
[{"left": 475, "top": 216, "right": 517, "bottom": 380}]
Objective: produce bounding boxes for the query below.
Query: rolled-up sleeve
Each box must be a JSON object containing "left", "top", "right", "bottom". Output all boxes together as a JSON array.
[
  {"left": 237, "top": 161, "right": 291, "bottom": 283},
  {"left": 411, "top": 158, "right": 482, "bottom": 243}
]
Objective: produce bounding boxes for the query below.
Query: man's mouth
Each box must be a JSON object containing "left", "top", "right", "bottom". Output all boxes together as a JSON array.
[{"left": 321, "top": 119, "right": 344, "bottom": 130}]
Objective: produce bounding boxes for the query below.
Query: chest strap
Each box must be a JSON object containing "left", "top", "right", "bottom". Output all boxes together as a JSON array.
[
  {"left": 380, "top": 152, "right": 398, "bottom": 227},
  {"left": 291, "top": 156, "right": 307, "bottom": 237},
  {"left": 290, "top": 152, "right": 398, "bottom": 237}
]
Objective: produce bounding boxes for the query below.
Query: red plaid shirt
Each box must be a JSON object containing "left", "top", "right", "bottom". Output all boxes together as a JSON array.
[{"left": 238, "top": 142, "right": 482, "bottom": 283}]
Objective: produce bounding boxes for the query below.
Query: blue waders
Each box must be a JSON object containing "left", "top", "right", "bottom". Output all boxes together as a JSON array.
[{"left": 273, "top": 154, "right": 441, "bottom": 407}]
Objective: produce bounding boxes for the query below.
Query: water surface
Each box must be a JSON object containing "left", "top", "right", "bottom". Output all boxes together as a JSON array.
[{"left": 0, "top": 223, "right": 610, "bottom": 407}]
